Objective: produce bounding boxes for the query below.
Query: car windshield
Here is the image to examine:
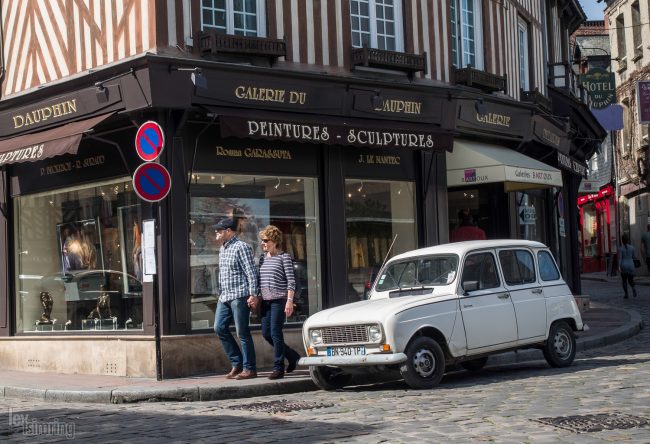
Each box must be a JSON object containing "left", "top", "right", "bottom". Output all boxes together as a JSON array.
[{"left": 375, "top": 255, "right": 459, "bottom": 292}]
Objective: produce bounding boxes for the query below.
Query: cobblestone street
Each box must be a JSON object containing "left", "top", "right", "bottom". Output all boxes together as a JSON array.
[{"left": 1, "top": 279, "right": 649, "bottom": 443}]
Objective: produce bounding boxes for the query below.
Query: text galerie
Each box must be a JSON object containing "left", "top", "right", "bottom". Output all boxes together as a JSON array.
[{"left": 247, "top": 120, "right": 436, "bottom": 149}]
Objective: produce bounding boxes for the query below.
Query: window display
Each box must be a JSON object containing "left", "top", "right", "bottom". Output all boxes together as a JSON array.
[
  {"left": 189, "top": 174, "right": 321, "bottom": 330},
  {"left": 14, "top": 178, "right": 143, "bottom": 332},
  {"left": 344, "top": 179, "right": 417, "bottom": 299}
]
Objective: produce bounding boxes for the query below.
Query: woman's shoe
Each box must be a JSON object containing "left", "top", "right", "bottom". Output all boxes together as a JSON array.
[
  {"left": 268, "top": 370, "right": 284, "bottom": 380},
  {"left": 286, "top": 357, "right": 298, "bottom": 373}
]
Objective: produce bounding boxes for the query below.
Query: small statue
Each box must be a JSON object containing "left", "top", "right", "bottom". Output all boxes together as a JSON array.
[
  {"left": 87, "top": 288, "right": 113, "bottom": 319},
  {"left": 36, "top": 291, "right": 53, "bottom": 325}
]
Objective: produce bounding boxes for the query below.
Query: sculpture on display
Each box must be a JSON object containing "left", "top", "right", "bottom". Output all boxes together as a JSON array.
[
  {"left": 36, "top": 291, "right": 54, "bottom": 325},
  {"left": 87, "top": 287, "right": 113, "bottom": 320}
]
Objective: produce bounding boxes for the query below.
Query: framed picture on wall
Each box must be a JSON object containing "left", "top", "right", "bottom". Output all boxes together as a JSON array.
[{"left": 56, "top": 218, "right": 104, "bottom": 275}]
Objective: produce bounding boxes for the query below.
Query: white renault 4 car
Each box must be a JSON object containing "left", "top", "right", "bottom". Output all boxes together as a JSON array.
[{"left": 299, "top": 240, "right": 585, "bottom": 390}]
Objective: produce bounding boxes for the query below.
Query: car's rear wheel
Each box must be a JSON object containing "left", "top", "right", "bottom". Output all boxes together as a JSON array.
[
  {"left": 309, "top": 366, "right": 352, "bottom": 391},
  {"left": 400, "top": 336, "right": 445, "bottom": 389},
  {"left": 543, "top": 321, "right": 576, "bottom": 367},
  {"left": 460, "top": 356, "right": 488, "bottom": 372}
]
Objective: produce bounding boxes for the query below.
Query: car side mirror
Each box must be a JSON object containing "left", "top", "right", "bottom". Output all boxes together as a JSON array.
[{"left": 462, "top": 280, "right": 479, "bottom": 295}]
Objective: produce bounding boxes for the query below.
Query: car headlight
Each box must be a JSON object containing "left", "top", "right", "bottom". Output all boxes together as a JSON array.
[
  {"left": 368, "top": 325, "right": 382, "bottom": 342},
  {"left": 310, "top": 329, "right": 323, "bottom": 345}
]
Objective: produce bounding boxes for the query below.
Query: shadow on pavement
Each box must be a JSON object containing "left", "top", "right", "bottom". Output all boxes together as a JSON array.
[{"left": 0, "top": 406, "right": 376, "bottom": 442}]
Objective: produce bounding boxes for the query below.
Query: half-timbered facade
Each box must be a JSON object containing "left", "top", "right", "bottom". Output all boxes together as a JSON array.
[
  {"left": 604, "top": 0, "right": 650, "bottom": 257},
  {"left": 0, "top": 1, "right": 604, "bottom": 378}
]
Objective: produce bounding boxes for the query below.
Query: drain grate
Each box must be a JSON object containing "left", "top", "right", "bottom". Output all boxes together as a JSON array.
[
  {"left": 230, "top": 399, "right": 334, "bottom": 414},
  {"left": 534, "top": 413, "right": 649, "bottom": 433}
]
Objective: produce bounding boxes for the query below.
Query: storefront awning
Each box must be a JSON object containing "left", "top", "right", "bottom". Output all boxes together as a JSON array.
[
  {"left": 207, "top": 107, "right": 454, "bottom": 152},
  {"left": 0, "top": 113, "right": 112, "bottom": 167},
  {"left": 447, "top": 141, "right": 563, "bottom": 192}
]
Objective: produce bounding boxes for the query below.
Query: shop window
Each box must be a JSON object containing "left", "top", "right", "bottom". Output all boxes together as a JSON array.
[
  {"left": 350, "top": 0, "right": 404, "bottom": 51},
  {"left": 538, "top": 250, "right": 560, "bottom": 281},
  {"left": 516, "top": 190, "right": 547, "bottom": 243},
  {"left": 498, "top": 249, "right": 536, "bottom": 286},
  {"left": 345, "top": 179, "right": 416, "bottom": 300},
  {"left": 189, "top": 174, "right": 320, "bottom": 329},
  {"left": 201, "top": 0, "right": 266, "bottom": 37},
  {"left": 450, "top": 0, "right": 484, "bottom": 69},
  {"left": 14, "top": 179, "right": 143, "bottom": 333},
  {"left": 582, "top": 203, "right": 598, "bottom": 258}
]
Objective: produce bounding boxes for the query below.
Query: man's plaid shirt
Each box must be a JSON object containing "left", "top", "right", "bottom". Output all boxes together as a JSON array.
[{"left": 218, "top": 236, "right": 259, "bottom": 303}]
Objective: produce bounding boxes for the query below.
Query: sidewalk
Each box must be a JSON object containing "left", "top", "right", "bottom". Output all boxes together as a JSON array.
[{"left": 0, "top": 300, "right": 643, "bottom": 404}]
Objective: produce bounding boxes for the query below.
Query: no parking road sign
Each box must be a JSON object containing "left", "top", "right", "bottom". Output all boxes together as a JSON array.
[
  {"left": 135, "top": 121, "right": 165, "bottom": 161},
  {"left": 133, "top": 162, "right": 171, "bottom": 202}
]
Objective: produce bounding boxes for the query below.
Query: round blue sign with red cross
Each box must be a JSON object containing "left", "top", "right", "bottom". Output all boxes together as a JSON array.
[
  {"left": 135, "top": 121, "right": 165, "bottom": 161},
  {"left": 132, "top": 162, "right": 171, "bottom": 202}
]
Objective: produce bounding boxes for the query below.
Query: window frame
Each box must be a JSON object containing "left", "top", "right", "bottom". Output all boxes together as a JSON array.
[
  {"left": 461, "top": 251, "right": 501, "bottom": 292},
  {"left": 498, "top": 249, "right": 536, "bottom": 286},
  {"left": 350, "top": 0, "right": 405, "bottom": 52},
  {"left": 450, "top": 0, "right": 484, "bottom": 70},
  {"left": 517, "top": 16, "right": 530, "bottom": 92},
  {"left": 200, "top": 0, "right": 267, "bottom": 37},
  {"left": 537, "top": 250, "right": 561, "bottom": 282}
]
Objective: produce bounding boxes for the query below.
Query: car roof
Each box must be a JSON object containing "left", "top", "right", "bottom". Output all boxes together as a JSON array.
[{"left": 389, "top": 239, "right": 548, "bottom": 262}]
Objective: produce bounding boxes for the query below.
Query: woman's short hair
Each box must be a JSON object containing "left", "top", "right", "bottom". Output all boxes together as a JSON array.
[{"left": 259, "top": 225, "right": 283, "bottom": 245}]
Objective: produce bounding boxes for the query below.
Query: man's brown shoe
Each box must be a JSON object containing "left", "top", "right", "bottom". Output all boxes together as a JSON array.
[
  {"left": 235, "top": 369, "right": 257, "bottom": 380},
  {"left": 268, "top": 370, "right": 284, "bottom": 380},
  {"left": 226, "top": 367, "right": 242, "bottom": 379}
]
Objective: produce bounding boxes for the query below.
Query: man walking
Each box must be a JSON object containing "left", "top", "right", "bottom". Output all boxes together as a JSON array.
[
  {"left": 213, "top": 218, "right": 259, "bottom": 380},
  {"left": 641, "top": 224, "right": 650, "bottom": 274}
]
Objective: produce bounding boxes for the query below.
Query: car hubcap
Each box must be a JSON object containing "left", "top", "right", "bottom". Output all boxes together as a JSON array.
[
  {"left": 554, "top": 329, "right": 572, "bottom": 359},
  {"left": 413, "top": 349, "right": 435, "bottom": 378}
]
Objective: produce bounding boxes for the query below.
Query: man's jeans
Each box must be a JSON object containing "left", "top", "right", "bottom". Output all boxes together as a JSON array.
[
  {"left": 215, "top": 298, "right": 256, "bottom": 371},
  {"left": 260, "top": 298, "right": 301, "bottom": 372}
]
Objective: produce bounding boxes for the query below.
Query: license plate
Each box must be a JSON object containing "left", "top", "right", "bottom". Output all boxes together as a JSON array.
[{"left": 327, "top": 346, "right": 366, "bottom": 357}]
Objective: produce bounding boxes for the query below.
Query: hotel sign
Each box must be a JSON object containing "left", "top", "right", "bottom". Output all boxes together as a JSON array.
[{"left": 581, "top": 68, "right": 616, "bottom": 109}]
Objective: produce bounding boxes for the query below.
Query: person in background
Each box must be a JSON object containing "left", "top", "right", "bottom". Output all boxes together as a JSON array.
[
  {"left": 618, "top": 233, "right": 638, "bottom": 299},
  {"left": 213, "top": 218, "right": 259, "bottom": 380},
  {"left": 450, "top": 208, "right": 487, "bottom": 242},
  {"left": 258, "top": 225, "right": 302, "bottom": 379},
  {"left": 640, "top": 224, "right": 650, "bottom": 274}
]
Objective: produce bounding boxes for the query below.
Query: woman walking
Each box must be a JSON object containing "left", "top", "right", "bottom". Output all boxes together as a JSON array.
[
  {"left": 258, "top": 225, "right": 302, "bottom": 379},
  {"left": 618, "top": 234, "right": 638, "bottom": 299}
]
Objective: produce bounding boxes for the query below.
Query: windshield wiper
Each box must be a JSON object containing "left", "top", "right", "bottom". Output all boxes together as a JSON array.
[{"left": 388, "top": 285, "right": 434, "bottom": 298}]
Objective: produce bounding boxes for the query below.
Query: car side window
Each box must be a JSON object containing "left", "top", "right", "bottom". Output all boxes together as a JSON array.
[
  {"left": 538, "top": 250, "right": 560, "bottom": 281},
  {"left": 499, "top": 249, "right": 536, "bottom": 285},
  {"left": 461, "top": 252, "right": 500, "bottom": 290}
]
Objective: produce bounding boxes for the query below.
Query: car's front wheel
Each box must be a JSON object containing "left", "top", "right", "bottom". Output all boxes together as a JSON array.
[
  {"left": 400, "top": 336, "right": 445, "bottom": 389},
  {"left": 543, "top": 321, "right": 576, "bottom": 367},
  {"left": 309, "top": 366, "right": 352, "bottom": 391}
]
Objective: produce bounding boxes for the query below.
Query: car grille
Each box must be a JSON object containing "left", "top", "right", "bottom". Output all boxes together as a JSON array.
[{"left": 322, "top": 325, "right": 369, "bottom": 344}]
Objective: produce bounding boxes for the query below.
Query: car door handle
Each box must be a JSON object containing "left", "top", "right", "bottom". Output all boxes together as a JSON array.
[
  {"left": 497, "top": 293, "right": 510, "bottom": 299},
  {"left": 463, "top": 304, "right": 473, "bottom": 308},
  {"left": 531, "top": 288, "right": 543, "bottom": 294}
]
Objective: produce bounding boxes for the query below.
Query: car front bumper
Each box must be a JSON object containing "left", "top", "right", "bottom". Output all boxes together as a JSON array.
[{"left": 299, "top": 353, "right": 407, "bottom": 367}]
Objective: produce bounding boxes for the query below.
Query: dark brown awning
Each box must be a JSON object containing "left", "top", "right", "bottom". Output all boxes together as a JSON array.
[
  {"left": 209, "top": 107, "right": 453, "bottom": 151},
  {"left": 0, "top": 113, "right": 112, "bottom": 167}
]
